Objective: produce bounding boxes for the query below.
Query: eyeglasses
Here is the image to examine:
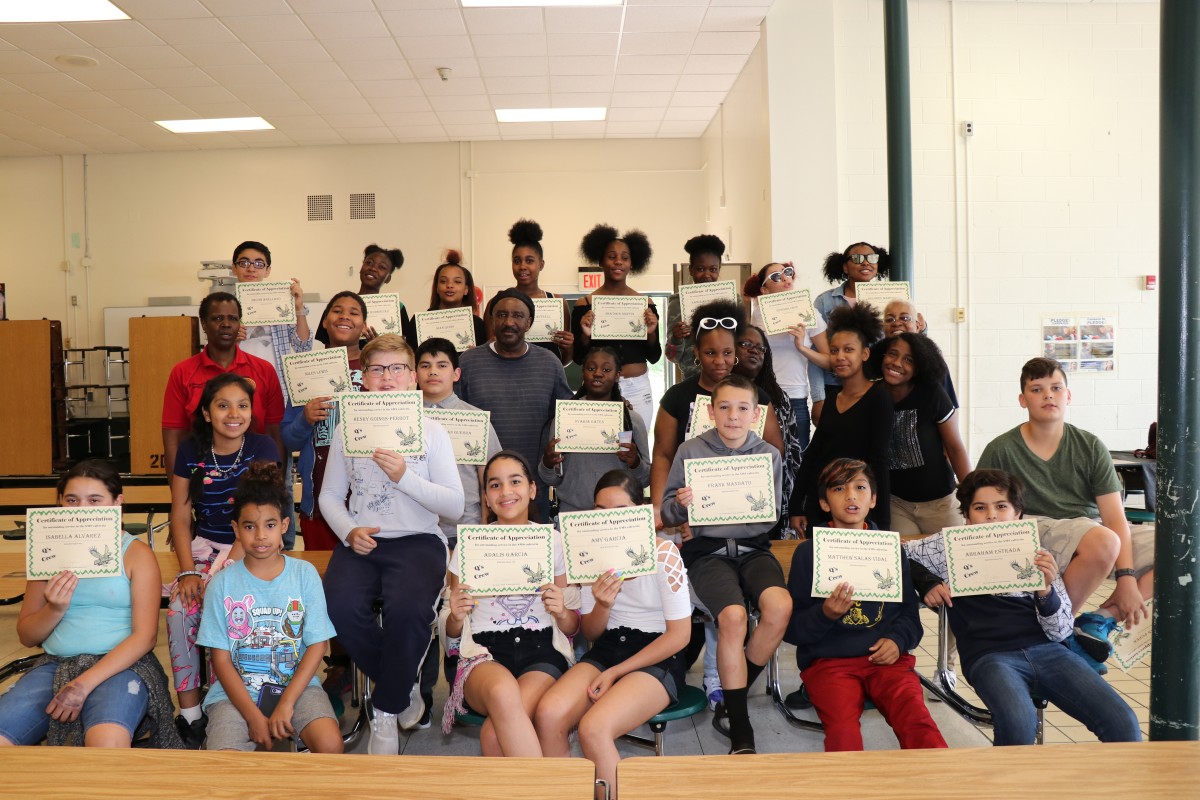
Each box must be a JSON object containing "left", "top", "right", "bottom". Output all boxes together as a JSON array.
[
  {"left": 737, "top": 340, "right": 767, "bottom": 354},
  {"left": 848, "top": 253, "right": 880, "bottom": 265},
  {"left": 235, "top": 258, "right": 269, "bottom": 270},
  {"left": 885, "top": 314, "right": 915, "bottom": 324},
  {"left": 698, "top": 317, "right": 738, "bottom": 330},
  {"left": 364, "top": 363, "right": 412, "bottom": 377},
  {"left": 766, "top": 266, "right": 795, "bottom": 282}
]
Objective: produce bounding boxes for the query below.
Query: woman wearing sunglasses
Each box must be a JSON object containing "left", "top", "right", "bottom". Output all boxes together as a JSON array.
[
  {"left": 745, "top": 262, "right": 829, "bottom": 450},
  {"left": 813, "top": 243, "right": 891, "bottom": 420},
  {"left": 665, "top": 234, "right": 726, "bottom": 382}
]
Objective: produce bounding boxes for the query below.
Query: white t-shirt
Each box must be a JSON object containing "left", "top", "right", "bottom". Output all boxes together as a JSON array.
[
  {"left": 750, "top": 303, "right": 827, "bottom": 400},
  {"left": 449, "top": 528, "right": 568, "bottom": 635},
  {"left": 580, "top": 539, "right": 691, "bottom": 634}
]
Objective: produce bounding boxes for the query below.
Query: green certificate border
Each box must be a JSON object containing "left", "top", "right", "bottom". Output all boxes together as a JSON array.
[
  {"left": 26, "top": 506, "right": 124, "bottom": 579},
  {"left": 757, "top": 288, "right": 817, "bottom": 335},
  {"left": 554, "top": 399, "right": 624, "bottom": 453},
  {"left": 528, "top": 297, "right": 565, "bottom": 343},
  {"left": 854, "top": 281, "right": 911, "bottom": 309},
  {"left": 684, "top": 453, "right": 776, "bottom": 525},
  {"left": 678, "top": 280, "right": 738, "bottom": 323},
  {"left": 362, "top": 293, "right": 404, "bottom": 335},
  {"left": 591, "top": 295, "right": 648, "bottom": 340},
  {"left": 338, "top": 390, "right": 425, "bottom": 456},
  {"left": 424, "top": 407, "right": 491, "bottom": 465},
  {"left": 414, "top": 306, "right": 475, "bottom": 351},
  {"left": 236, "top": 280, "right": 297, "bottom": 326},
  {"left": 456, "top": 524, "right": 555, "bottom": 595},
  {"left": 685, "top": 395, "right": 767, "bottom": 440},
  {"left": 943, "top": 519, "right": 1044, "bottom": 596},
  {"left": 559, "top": 505, "right": 657, "bottom": 584},
  {"left": 281, "top": 347, "right": 352, "bottom": 404},
  {"left": 811, "top": 527, "right": 903, "bottom": 602}
]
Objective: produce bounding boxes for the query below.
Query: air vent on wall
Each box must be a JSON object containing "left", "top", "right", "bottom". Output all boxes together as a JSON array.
[
  {"left": 307, "top": 194, "right": 333, "bottom": 222},
  {"left": 349, "top": 193, "right": 376, "bottom": 221}
]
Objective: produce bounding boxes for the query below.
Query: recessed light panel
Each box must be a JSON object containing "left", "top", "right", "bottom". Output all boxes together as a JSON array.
[
  {"left": 0, "top": 1, "right": 128, "bottom": 23},
  {"left": 156, "top": 117, "right": 274, "bottom": 134},
  {"left": 496, "top": 107, "right": 607, "bottom": 123}
]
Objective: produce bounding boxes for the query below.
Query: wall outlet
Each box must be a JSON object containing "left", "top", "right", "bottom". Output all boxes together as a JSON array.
[
  {"left": 961, "top": 121, "right": 974, "bottom": 137},
  {"left": 954, "top": 307, "right": 967, "bottom": 323}
]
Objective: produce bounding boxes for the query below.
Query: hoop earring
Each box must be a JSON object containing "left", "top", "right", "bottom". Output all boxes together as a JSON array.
[
  {"left": 693, "top": 358, "right": 700, "bottom": 367},
  {"left": 734, "top": 357, "right": 740, "bottom": 365}
]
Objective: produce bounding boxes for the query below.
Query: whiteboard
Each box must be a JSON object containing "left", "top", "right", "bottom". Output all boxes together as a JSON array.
[{"left": 104, "top": 305, "right": 203, "bottom": 349}]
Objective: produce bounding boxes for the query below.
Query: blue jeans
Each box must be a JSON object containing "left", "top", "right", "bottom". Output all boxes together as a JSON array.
[
  {"left": 0, "top": 662, "right": 148, "bottom": 745},
  {"left": 969, "top": 642, "right": 1141, "bottom": 746},
  {"left": 789, "top": 397, "right": 812, "bottom": 450}
]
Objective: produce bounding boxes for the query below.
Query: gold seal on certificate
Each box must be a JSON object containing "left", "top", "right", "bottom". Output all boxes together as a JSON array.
[
  {"left": 424, "top": 407, "right": 490, "bottom": 465},
  {"left": 679, "top": 280, "right": 738, "bottom": 323},
  {"left": 338, "top": 390, "right": 425, "bottom": 456},
  {"left": 943, "top": 519, "right": 1044, "bottom": 596},
  {"left": 591, "top": 295, "right": 648, "bottom": 340},
  {"left": 554, "top": 399, "right": 623, "bottom": 453},
  {"left": 528, "top": 298, "right": 566, "bottom": 343},
  {"left": 684, "top": 453, "right": 776, "bottom": 526},
  {"left": 236, "top": 281, "right": 296, "bottom": 326},
  {"left": 361, "top": 294, "right": 404, "bottom": 335},
  {"left": 281, "top": 348, "right": 353, "bottom": 404},
  {"left": 559, "top": 505, "right": 657, "bottom": 584},
  {"left": 456, "top": 525, "right": 555, "bottom": 595},
  {"left": 26, "top": 506, "right": 124, "bottom": 580},
  {"left": 414, "top": 306, "right": 475, "bottom": 351},
  {"left": 1110, "top": 598, "right": 1152, "bottom": 671},
  {"left": 810, "top": 528, "right": 904, "bottom": 603},
  {"left": 757, "top": 288, "right": 817, "bottom": 335},
  {"left": 685, "top": 395, "right": 767, "bottom": 440},
  {"left": 855, "top": 281, "right": 911, "bottom": 309}
]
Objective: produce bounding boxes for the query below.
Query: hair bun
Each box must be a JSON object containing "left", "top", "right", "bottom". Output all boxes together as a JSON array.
[
  {"left": 580, "top": 223, "right": 619, "bottom": 265},
  {"left": 443, "top": 249, "right": 463, "bottom": 266},
  {"left": 684, "top": 234, "right": 726, "bottom": 259},
  {"left": 508, "top": 219, "right": 543, "bottom": 247}
]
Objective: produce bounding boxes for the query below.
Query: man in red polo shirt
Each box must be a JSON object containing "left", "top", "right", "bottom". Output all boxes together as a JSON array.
[{"left": 161, "top": 292, "right": 285, "bottom": 478}]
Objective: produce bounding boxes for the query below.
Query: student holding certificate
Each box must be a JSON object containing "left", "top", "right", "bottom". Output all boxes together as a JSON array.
[
  {"left": 660, "top": 374, "right": 790, "bottom": 755},
  {"left": 444, "top": 452, "right": 578, "bottom": 757},
  {"left": 665, "top": 234, "right": 726, "bottom": 382},
  {"left": 813, "top": 242, "right": 891, "bottom": 410},
  {"left": 572, "top": 224, "right": 661, "bottom": 430},
  {"left": 540, "top": 347, "right": 649, "bottom": 515},
  {"left": 0, "top": 461, "right": 181, "bottom": 749},
  {"left": 905, "top": 469, "right": 1141, "bottom": 746},
  {"left": 314, "top": 244, "right": 405, "bottom": 346},
  {"left": 404, "top": 250, "right": 486, "bottom": 349},
  {"left": 536, "top": 472, "right": 691, "bottom": 797},
  {"left": 784, "top": 459, "right": 945, "bottom": 752},
  {"left": 498, "top": 219, "right": 573, "bottom": 365},
  {"left": 318, "top": 334, "right": 464, "bottom": 755},
  {"left": 882, "top": 298, "right": 960, "bottom": 409},
  {"left": 283, "top": 291, "right": 367, "bottom": 551}
]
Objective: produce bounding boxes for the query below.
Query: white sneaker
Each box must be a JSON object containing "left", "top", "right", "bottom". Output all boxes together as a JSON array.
[
  {"left": 397, "top": 682, "right": 426, "bottom": 731},
  {"left": 368, "top": 710, "right": 400, "bottom": 755}
]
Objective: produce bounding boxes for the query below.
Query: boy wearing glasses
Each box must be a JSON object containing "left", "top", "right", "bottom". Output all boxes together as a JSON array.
[{"left": 318, "top": 334, "right": 464, "bottom": 755}]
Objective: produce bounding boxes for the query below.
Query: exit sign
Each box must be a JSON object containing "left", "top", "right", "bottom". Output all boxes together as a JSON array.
[{"left": 578, "top": 268, "right": 603, "bottom": 292}]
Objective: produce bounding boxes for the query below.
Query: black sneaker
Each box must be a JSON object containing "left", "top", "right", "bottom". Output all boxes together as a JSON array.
[
  {"left": 784, "top": 685, "right": 813, "bottom": 710},
  {"left": 175, "top": 714, "right": 207, "bottom": 750}
]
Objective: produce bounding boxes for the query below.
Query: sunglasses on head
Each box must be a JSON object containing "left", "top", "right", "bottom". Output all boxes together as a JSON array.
[
  {"left": 848, "top": 253, "right": 881, "bottom": 265},
  {"left": 698, "top": 317, "right": 737, "bottom": 330},
  {"left": 766, "top": 266, "right": 795, "bottom": 283}
]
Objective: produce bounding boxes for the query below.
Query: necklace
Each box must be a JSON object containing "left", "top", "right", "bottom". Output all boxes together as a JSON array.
[{"left": 209, "top": 437, "right": 246, "bottom": 478}]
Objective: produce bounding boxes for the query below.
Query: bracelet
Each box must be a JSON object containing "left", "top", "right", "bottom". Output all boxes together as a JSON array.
[
  {"left": 1114, "top": 568, "right": 1138, "bottom": 580},
  {"left": 176, "top": 570, "right": 205, "bottom": 581}
]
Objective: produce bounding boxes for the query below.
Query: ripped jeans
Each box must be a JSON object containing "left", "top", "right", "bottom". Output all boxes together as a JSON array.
[
  {"left": 0, "top": 663, "right": 147, "bottom": 745},
  {"left": 165, "top": 536, "right": 232, "bottom": 694}
]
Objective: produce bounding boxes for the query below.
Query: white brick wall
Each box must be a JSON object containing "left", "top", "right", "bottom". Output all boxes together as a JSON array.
[{"left": 826, "top": 0, "right": 1160, "bottom": 459}]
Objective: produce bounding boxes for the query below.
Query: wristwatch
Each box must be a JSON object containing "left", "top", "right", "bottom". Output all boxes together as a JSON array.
[{"left": 1114, "top": 568, "right": 1137, "bottom": 580}]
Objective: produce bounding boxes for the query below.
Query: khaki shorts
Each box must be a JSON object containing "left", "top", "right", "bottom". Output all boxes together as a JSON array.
[
  {"left": 890, "top": 491, "right": 963, "bottom": 537},
  {"left": 1033, "top": 517, "right": 1154, "bottom": 578},
  {"left": 205, "top": 684, "right": 335, "bottom": 752}
]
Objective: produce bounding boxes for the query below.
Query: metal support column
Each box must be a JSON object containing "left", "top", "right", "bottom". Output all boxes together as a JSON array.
[
  {"left": 1151, "top": 0, "right": 1200, "bottom": 742},
  {"left": 883, "top": 0, "right": 914, "bottom": 287}
]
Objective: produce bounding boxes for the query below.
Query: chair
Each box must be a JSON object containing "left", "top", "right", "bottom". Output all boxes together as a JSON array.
[{"left": 619, "top": 684, "right": 707, "bottom": 756}]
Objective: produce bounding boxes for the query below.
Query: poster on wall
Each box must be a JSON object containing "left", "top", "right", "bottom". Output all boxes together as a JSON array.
[{"left": 1041, "top": 315, "right": 1115, "bottom": 373}]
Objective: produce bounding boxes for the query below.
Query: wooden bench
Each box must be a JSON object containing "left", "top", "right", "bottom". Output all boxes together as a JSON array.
[
  {"left": 618, "top": 742, "right": 1200, "bottom": 800},
  {"left": 0, "top": 749, "right": 597, "bottom": 800}
]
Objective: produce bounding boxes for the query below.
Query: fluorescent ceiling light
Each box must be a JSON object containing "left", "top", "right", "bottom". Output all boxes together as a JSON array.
[
  {"left": 0, "top": 1, "right": 128, "bottom": 22},
  {"left": 156, "top": 117, "right": 274, "bottom": 134},
  {"left": 463, "top": 1, "right": 620, "bottom": 7},
  {"left": 496, "top": 107, "right": 607, "bottom": 123}
]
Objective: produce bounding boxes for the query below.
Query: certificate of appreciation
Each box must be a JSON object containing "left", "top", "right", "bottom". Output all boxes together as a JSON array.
[
  {"left": 757, "top": 289, "right": 818, "bottom": 335},
  {"left": 559, "top": 505, "right": 657, "bottom": 584},
  {"left": 414, "top": 306, "right": 476, "bottom": 352},
  {"left": 456, "top": 525, "right": 556, "bottom": 595},
  {"left": 528, "top": 298, "right": 566, "bottom": 343},
  {"left": 236, "top": 281, "right": 296, "bottom": 326},
  {"left": 361, "top": 293, "right": 404, "bottom": 335},
  {"left": 810, "top": 527, "right": 904, "bottom": 603},
  {"left": 554, "top": 399, "right": 624, "bottom": 453},
  {"left": 591, "top": 295, "right": 648, "bottom": 340},
  {"left": 855, "top": 281, "right": 911, "bottom": 309},
  {"left": 943, "top": 520, "right": 1045, "bottom": 596},
  {"left": 685, "top": 395, "right": 767, "bottom": 440},
  {"left": 26, "top": 506, "right": 124, "bottom": 580},
  {"left": 678, "top": 281, "right": 738, "bottom": 323},
  {"left": 281, "top": 348, "right": 353, "bottom": 404},
  {"left": 424, "top": 407, "right": 491, "bottom": 465},
  {"left": 338, "top": 391, "right": 425, "bottom": 456},
  {"left": 684, "top": 454, "right": 776, "bottom": 526}
]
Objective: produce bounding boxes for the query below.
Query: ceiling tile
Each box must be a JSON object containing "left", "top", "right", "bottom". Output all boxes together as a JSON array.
[
  {"left": 605, "top": 120, "right": 661, "bottom": 135},
  {"left": 65, "top": 21, "right": 166, "bottom": 47},
  {"left": 396, "top": 35, "right": 475, "bottom": 60},
  {"left": 552, "top": 120, "right": 606, "bottom": 135},
  {"left": 613, "top": 73, "right": 678, "bottom": 92},
  {"left": 27, "top": 47, "right": 122, "bottom": 70},
  {"left": 365, "top": 95, "right": 431, "bottom": 113},
  {"left": 305, "top": 96, "right": 374, "bottom": 115},
  {"left": 293, "top": 80, "right": 360, "bottom": 100},
  {"left": 692, "top": 31, "right": 759, "bottom": 54},
  {"left": 380, "top": 9, "right": 466, "bottom": 37},
  {"left": 479, "top": 57, "right": 548, "bottom": 78},
  {"left": 658, "top": 120, "right": 709, "bottom": 136},
  {"left": 379, "top": 111, "right": 440, "bottom": 126},
  {"left": 0, "top": 51, "right": 60, "bottom": 73},
  {"left": 0, "top": 24, "right": 90, "bottom": 50},
  {"left": 386, "top": 125, "right": 446, "bottom": 141},
  {"left": 628, "top": 0, "right": 708, "bottom": 5},
  {"left": 231, "top": 129, "right": 297, "bottom": 146},
  {"left": 485, "top": 75, "right": 548, "bottom": 95},
  {"left": 139, "top": 67, "right": 218, "bottom": 88},
  {"left": 271, "top": 60, "right": 348, "bottom": 82},
  {"left": 619, "top": 32, "right": 695, "bottom": 56},
  {"left": 300, "top": 12, "right": 390, "bottom": 39},
  {"left": 473, "top": 35, "right": 546, "bottom": 59},
  {"left": 617, "top": 54, "right": 689, "bottom": 75},
  {"left": 683, "top": 54, "right": 750, "bottom": 74},
  {"left": 327, "top": 112, "right": 384, "bottom": 128},
  {"left": 340, "top": 60, "right": 413, "bottom": 81},
  {"left": 40, "top": 91, "right": 119, "bottom": 110},
  {"left": 437, "top": 109, "right": 494, "bottom": 125},
  {"left": 2, "top": 71, "right": 91, "bottom": 93},
  {"left": 462, "top": 8, "right": 543, "bottom": 36},
  {"left": 106, "top": 0, "right": 213, "bottom": 20},
  {"left": 544, "top": 7, "right": 622, "bottom": 34},
  {"left": 664, "top": 105, "right": 717, "bottom": 121},
  {"left": 547, "top": 33, "right": 618, "bottom": 57},
  {"left": 72, "top": 69, "right": 155, "bottom": 90},
  {"left": 175, "top": 42, "right": 261, "bottom": 66},
  {"left": 548, "top": 55, "right": 615, "bottom": 76},
  {"left": 547, "top": 75, "right": 613, "bottom": 95},
  {"left": 623, "top": 6, "right": 706, "bottom": 34},
  {"left": 442, "top": 122, "right": 499, "bottom": 139},
  {"left": 608, "top": 107, "right": 665, "bottom": 122},
  {"left": 232, "top": 83, "right": 299, "bottom": 101},
  {"left": 269, "top": 114, "right": 332, "bottom": 129},
  {"left": 200, "top": 0, "right": 291, "bottom": 15},
  {"left": 103, "top": 45, "right": 193, "bottom": 69},
  {"left": 671, "top": 90, "right": 726, "bottom": 106},
  {"left": 320, "top": 37, "right": 402, "bottom": 60},
  {"left": 549, "top": 92, "right": 610, "bottom": 107},
  {"left": 675, "top": 73, "right": 736, "bottom": 92},
  {"left": 409, "top": 58, "right": 480, "bottom": 80},
  {"left": 288, "top": 0, "right": 375, "bottom": 11},
  {"left": 221, "top": 15, "right": 315, "bottom": 43},
  {"left": 498, "top": 121, "right": 551, "bottom": 137},
  {"left": 489, "top": 93, "right": 550, "bottom": 109},
  {"left": 417, "top": 74, "right": 486, "bottom": 94},
  {"left": 701, "top": 6, "right": 769, "bottom": 32},
  {"left": 202, "top": 64, "right": 281, "bottom": 85},
  {"left": 338, "top": 127, "right": 396, "bottom": 142},
  {"left": 356, "top": 79, "right": 425, "bottom": 98},
  {"left": 143, "top": 18, "right": 238, "bottom": 45},
  {"left": 429, "top": 94, "right": 491, "bottom": 111},
  {"left": 244, "top": 99, "right": 314, "bottom": 116},
  {"left": 246, "top": 40, "right": 333, "bottom": 63},
  {"left": 165, "top": 85, "right": 239, "bottom": 105},
  {"left": 283, "top": 128, "right": 344, "bottom": 144},
  {"left": 611, "top": 91, "right": 673, "bottom": 108}
]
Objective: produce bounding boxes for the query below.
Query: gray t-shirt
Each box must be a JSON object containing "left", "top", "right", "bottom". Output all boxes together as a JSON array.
[{"left": 977, "top": 423, "right": 1121, "bottom": 520}]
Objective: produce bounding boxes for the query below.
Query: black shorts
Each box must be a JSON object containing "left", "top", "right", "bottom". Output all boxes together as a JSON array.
[
  {"left": 580, "top": 627, "right": 685, "bottom": 704},
  {"left": 473, "top": 628, "right": 569, "bottom": 680},
  {"left": 689, "top": 549, "right": 786, "bottom": 617}
]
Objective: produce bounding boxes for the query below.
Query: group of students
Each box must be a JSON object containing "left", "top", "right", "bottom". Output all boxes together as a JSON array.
[{"left": 0, "top": 228, "right": 1155, "bottom": 786}]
